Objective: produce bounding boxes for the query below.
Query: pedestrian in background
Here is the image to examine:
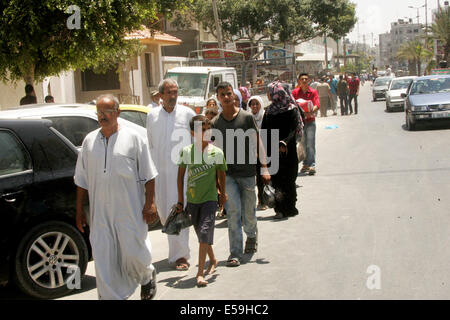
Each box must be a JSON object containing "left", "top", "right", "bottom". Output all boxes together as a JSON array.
[
  {"left": 239, "top": 86, "right": 251, "bottom": 110},
  {"left": 148, "top": 90, "right": 161, "bottom": 108},
  {"left": 248, "top": 95, "right": 266, "bottom": 210},
  {"left": 19, "top": 84, "right": 37, "bottom": 105},
  {"left": 309, "top": 77, "right": 320, "bottom": 90},
  {"left": 316, "top": 77, "right": 332, "bottom": 117},
  {"left": 177, "top": 115, "right": 227, "bottom": 287},
  {"left": 262, "top": 81, "right": 302, "bottom": 219},
  {"left": 75, "top": 94, "right": 158, "bottom": 300},
  {"left": 327, "top": 74, "right": 338, "bottom": 115},
  {"left": 146, "top": 79, "right": 196, "bottom": 271},
  {"left": 292, "top": 73, "right": 320, "bottom": 176},
  {"left": 44, "top": 95, "right": 54, "bottom": 103},
  {"left": 337, "top": 75, "right": 349, "bottom": 115},
  {"left": 347, "top": 73, "right": 360, "bottom": 115}
]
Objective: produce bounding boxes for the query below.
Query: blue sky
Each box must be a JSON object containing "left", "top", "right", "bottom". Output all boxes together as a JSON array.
[{"left": 347, "top": 0, "right": 443, "bottom": 45}]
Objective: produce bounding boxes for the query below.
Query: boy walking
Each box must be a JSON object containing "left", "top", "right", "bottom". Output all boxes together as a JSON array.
[{"left": 177, "top": 115, "right": 227, "bottom": 287}]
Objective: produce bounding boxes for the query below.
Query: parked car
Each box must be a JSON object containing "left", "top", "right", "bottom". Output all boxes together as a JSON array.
[
  {"left": 118, "top": 104, "right": 151, "bottom": 128},
  {"left": 0, "top": 119, "right": 90, "bottom": 299},
  {"left": 403, "top": 75, "right": 450, "bottom": 130},
  {"left": 0, "top": 104, "right": 147, "bottom": 148},
  {"left": 385, "top": 76, "right": 417, "bottom": 112},
  {"left": 372, "top": 76, "right": 394, "bottom": 101},
  {"left": 0, "top": 104, "right": 161, "bottom": 229}
]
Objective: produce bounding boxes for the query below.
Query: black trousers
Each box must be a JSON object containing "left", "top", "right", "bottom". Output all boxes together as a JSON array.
[
  {"left": 348, "top": 94, "right": 358, "bottom": 114},
  {"left": 339, "top": 95, "right": 348, "bottom": 115}
]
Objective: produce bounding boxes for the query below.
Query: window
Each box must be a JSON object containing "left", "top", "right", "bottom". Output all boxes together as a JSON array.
[
  {"left": 44, "top": 116, "right": 99, "bottom": 147},
  {"left": 144, "top": 53, "right": 154, "bottom": 87},
  {"left": 120, "top": 110, "right": 147, "bottom": 128},
  {"left": 166, "top": 72, "right": 208, "bottom": 97},
  {"left": 81, "top": 66, "right": 120, "bottom": 91},
  {"left": 0, "top": 130, "right": 31, "bottom": 176},
  {"left": 209, "top": 75, "right": 222, "bottom": 97}
]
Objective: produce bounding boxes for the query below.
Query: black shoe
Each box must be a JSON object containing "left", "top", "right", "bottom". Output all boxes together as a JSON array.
[
  {"left": 273, "top": 212, "right": 285, "bottom": 219},
  {"left": 141, "top": 269, "right": 157, "bottom": 300},
  {"left": 244, "top": 237, "right": 258, "bottom": 253}
]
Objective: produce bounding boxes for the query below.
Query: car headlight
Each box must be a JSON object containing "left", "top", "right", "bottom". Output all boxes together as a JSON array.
[{"left": 411, "top": 105, "right": 428, "bottom": 111}]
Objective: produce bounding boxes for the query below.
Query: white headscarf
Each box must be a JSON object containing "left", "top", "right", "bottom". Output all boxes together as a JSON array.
[
  {"left": 233, "top": 89, "right": 242, "bottom": 106},
  {"left": 247, "top": 95, "right": 265, "bottom": 129}
]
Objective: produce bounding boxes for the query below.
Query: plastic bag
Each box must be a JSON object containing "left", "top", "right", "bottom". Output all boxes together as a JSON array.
[
  {"left": 162, "top": 205, "right": 192, "bottom": 235},
  {"left": 262, "top": 184, "right": 276, "bottom": 208}
]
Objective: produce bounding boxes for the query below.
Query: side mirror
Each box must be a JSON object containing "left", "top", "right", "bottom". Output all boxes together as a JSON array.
[{"left": 401, "top": 93, "right": 407, "bottom": 98}]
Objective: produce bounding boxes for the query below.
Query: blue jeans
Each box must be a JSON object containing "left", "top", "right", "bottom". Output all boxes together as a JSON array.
[
  {"left": 225, "top": 175, "right": 257, "bottom": 260},
  {"left": 302, "top": 121, "right": 316, "bottom": 168}
]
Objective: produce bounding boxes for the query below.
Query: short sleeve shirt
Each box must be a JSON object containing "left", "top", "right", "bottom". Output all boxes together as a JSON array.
[
  {"left": 178, "top": 144, "right": 227, "bottom": 204},
  {"left": 211, "top": 109, "right": 258, "bottom": 177}
]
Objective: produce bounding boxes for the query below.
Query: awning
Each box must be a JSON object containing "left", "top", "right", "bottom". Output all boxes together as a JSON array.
[{"left": 126, "top": 26, "right": 182, "bottom": 46}]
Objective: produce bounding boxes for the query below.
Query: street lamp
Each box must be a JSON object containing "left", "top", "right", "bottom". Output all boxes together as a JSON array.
[{"left": 408, "top": 4, "right": 425, "bottom": 24}]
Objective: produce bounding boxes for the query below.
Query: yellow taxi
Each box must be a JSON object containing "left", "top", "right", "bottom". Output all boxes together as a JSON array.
[{"left": 118, "top": 104, "right": 151, "bottom": 128}]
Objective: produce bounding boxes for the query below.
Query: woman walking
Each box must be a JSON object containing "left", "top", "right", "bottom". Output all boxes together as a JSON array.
[
  {"left": 261, "top": 81, "right": 303, "bottom": 219},
  {"left": 248, "top": 95, "right": 266, "bottom": 210}
]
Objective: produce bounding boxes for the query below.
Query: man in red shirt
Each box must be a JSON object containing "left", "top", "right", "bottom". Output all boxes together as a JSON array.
[
  {"left": 347, "top": 73, "right": 360, "bottom": 114},
  {"left": 292, "top": 73, "right": 320, "bottom": 175}
]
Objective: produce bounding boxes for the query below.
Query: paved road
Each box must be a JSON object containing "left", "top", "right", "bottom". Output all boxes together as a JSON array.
[{"left": 2, "top": 83, "right": 450, "bottom": 300}]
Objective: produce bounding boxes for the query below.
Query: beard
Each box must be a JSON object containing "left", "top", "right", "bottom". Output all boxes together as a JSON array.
[{"left": 168, "top": 98, "right": 177, "bottom": 108}]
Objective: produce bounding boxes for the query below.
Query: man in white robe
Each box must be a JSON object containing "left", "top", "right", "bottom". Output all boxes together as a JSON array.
[
  {"left": 147, "top": 79, "right": 196, "bottom": 270},
  {"left": 75, "top": 94, "right": 158, "bottom": 300}
]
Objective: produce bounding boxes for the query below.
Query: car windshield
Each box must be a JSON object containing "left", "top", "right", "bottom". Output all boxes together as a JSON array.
[
  {"left": 165, "top": 73, "right": 207, "bottom": 97},
  {"left": 374, "top": 78, "right": 392, "bottom": 86},
  {"left": 410, "top": 78, "right": 450, "bottom": 95},
  {"left": 390, "top": 79, "right": 413, "bottom": 90}
]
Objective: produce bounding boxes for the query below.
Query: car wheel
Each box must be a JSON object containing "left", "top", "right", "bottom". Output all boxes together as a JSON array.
[
  {"left": 406, "top": 113, "right": 415, "bottom": 131},
  {"left": 14, "top": 221, "right": 88, "bottom": 299}
]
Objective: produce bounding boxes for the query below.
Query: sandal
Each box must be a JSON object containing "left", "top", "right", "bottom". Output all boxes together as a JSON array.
[
  {"left": 175, "top": 258, "right": 189, "bottom": 271},
  {"left": 141, "top": 269, "right": 157, "bottom": 300},
  {"left": 226, "top": 258, "right": 240, "bottom": 267},
  {"left": 244, "top": 237, "right": 257, "bottom": 253}
]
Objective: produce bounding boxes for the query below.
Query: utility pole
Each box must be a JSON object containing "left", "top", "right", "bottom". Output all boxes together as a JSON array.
[
  {"left": 324, "top": 32, "right": 328, "bottom": 72},
  {"left": 212, "top": 0, "right": 225, "bottom": 60}
]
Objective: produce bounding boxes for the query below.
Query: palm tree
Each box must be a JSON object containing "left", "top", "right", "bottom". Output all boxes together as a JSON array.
[
  {"left": 396, "top": 40, "right": 433, "bottom": 76},
  {"left": 431, "top": 6, "right": 450, "bottom": 62}
]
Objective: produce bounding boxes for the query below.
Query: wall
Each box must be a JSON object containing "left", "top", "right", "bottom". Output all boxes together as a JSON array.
[{"left": 0, "top": 80, "right": 44, "bottom": 110}]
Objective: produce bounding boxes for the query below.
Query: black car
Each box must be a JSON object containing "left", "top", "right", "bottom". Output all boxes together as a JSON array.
[{"left": 0, "top": 119, "right": 90, "bottom": 299}]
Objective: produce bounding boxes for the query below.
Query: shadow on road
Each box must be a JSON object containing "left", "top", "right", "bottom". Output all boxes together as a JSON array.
[
  {"left": 0, "top": 274, "right": 97, "bottom": 300},
  {"left": 401, "top": 122, "right": 450, "bottom": 131}
]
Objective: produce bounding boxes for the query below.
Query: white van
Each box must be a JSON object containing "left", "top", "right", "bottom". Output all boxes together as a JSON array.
[{"left": 164, "top": 66, "right": 238, "bottom": 114}]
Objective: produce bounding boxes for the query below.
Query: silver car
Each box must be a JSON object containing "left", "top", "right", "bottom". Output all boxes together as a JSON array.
[
  {"left": 372, "top": 76, "right": 394, "bottom": 101},
  {"left": 385, "top": 76, "right": 416, "bottom": 112}
]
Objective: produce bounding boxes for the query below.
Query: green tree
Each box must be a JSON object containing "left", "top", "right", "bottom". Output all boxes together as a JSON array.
[
  {"left": 173, "top": 0, "right": 356, "bottom": 58},
  {"left": 0, "top": 0, "right": 190, "bottom": 84},
  {"left": 396, "top": 40, "right": 433, "bottom": 76},
  {"left": 431, "top": 5, "right": 450, "bottom": 62}
]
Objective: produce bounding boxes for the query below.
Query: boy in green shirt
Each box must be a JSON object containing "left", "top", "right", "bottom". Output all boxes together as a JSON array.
[{"left": 177, "top": 115, "right": 227, "bottom": 287}]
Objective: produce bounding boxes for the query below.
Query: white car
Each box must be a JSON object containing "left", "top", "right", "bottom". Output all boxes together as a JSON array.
[
  {"left": 0, "top": 104, "right": 148, "bottom": 148},
  {"left": 385, "top": 76, "right": 417, "bottom": 112}
]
